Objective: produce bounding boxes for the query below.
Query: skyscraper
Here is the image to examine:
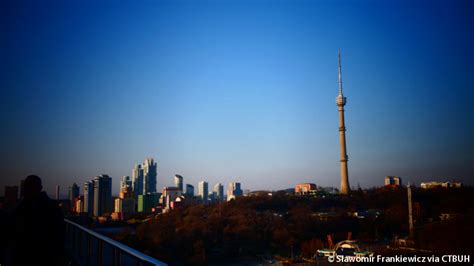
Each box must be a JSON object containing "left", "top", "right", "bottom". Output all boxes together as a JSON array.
[
  {"left": 198, "top": 181, "right": 208, "bottom": 202},
  {"left": 186, "top": 184, "right": 194, "bottom": 196},
  {"left": 227, "top": 182, "right": 243, "bottom": 201},
  {"left": 336, "top": 49, "right": 350, "bottom": 195},
  {"left": 174, "top": 174, "right": 183, "bottom": 191},
  {"left": 120, "top": 175, "right": 133, "bottom": 198},
  {"left": 143, "top": 158, "right": 157, "bottom": 194},
  {"left": 75, "top": 197, "right": 84, "bottom": 213},
  {"left": 83, "top": 181, "right": 93, "bottom": 215},
  {"left": 93, "top": 174, "right": 112, "bottom": 216},
  {"left": 68, "top": 183, "right": 79, "bottom": 203},
  {"left": 132, "top": 164, "right": 144, "bottom": 195},
  {"left": 213, "top": 183, "right": 224, "bottom": 201},
  {"left": 120, "top": 176, "right": 132, "bottom": 192}
]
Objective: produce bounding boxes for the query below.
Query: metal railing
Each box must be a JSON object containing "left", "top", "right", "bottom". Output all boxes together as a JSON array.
[{"left": 65, "top": 219, "right": 167, "bottom": 266}]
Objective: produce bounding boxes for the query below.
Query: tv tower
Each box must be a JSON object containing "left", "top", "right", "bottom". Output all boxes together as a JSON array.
[{"left": 336, "top": 49, "right": 350, "bottom": 195}]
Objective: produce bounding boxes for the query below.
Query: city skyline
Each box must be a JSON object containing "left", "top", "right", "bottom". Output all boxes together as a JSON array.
[{"left": 2, "top": 0, "right": 473, "bottom": 196}]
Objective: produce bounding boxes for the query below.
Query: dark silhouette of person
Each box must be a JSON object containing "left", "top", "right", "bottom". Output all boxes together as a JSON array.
[
  {"left": 12, "top": 175, "right": 65, "bottom": 266},
  {"left": 1, "top": 206, "right": 12, "bottom": 265}
]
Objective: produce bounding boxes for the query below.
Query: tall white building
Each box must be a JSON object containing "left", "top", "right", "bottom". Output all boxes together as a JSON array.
[
  {"left": 198, "top": 181, "right": 208, "bottom": 202},
  {"left": 115, "top": 198, "right": 122, "bottom": 213},
  {"left": 174, "top": 175, "right": 183, "bottom": 191}
]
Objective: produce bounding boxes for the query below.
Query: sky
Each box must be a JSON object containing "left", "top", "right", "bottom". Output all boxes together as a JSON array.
[{"left": 1, "top": 0, "right": 473, "bottom": 196}]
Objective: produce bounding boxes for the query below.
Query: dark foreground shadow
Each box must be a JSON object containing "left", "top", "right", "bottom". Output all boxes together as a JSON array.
[{"left": 1, "top": 175, "right": 65, "bottom": 266}]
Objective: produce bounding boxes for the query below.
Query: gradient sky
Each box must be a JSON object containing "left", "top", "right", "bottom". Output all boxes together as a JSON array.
[{"left": 1, "top": 0, "right": 473, "bottom": 196}]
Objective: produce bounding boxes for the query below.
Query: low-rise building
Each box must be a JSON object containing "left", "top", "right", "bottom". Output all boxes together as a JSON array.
[
  {"left": 295, "top": 183, "right": 317, "bottom": 195},
  {"left": 384, "top": 176, "right": 402, "bottom": 188},
  {"left": 420, "top": 181, "right": 462, "bottom": 189},
  {"left": 138, "top": 193, "right": 159, "bottom": 213}
]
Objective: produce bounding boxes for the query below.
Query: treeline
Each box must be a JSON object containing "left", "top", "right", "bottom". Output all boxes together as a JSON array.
[{"left": 114, "top": 187, "right": 474, "bottom": 265}]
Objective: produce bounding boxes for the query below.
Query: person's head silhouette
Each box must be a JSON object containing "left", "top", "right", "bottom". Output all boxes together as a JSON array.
[{"left": 23, "top": 175, "right": 43, "bottom": 200}]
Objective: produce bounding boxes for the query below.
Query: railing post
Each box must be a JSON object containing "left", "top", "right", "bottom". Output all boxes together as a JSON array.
[
  {"left": 78, "top": 229, "right": 82, "bottom": 257},
  {"left": 68, "top": 223, "right": 72, "bottom": 251},
  {"left": 72, "top": 224, "right": 76, "bottom": 256},
  {"left": 112, "top": 247, "right": 122, "bottom": 266},
  {"left": 112, "top": 247, "right": 116, "bottom": 266},
  {"left": 117, "top": 250, "right": 121, "bottom": 266},
  {"left": 87, "top": 234, "right": 92, "bottom": 266},
  {"left": 64, "top": 222, "right": 68, "bottom": 249},
  {"left": 98, "top": 240, "right": 103, "bottom": 266}
]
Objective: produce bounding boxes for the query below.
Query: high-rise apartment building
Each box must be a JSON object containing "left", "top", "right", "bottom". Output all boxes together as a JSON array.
[
  {"left": 186, "top": 184, "right": 194, "bottom": 196},
  {"left": 119, "top": 176, "right": 134, "bottom": 199},
  {"left": 174, "top": 175, "right": 183, "bottom": 191},
  {"left": 83, "top": 181, "right": 93, "bottom": 215},
  {"left": 121, "top": 176, "right": 132, "bottom": 192},
  {"left": 198, "top": 181, "right": 208, "bottom": 202},
  {"left": 114, "top": 198, "right": 122, "bottom": 213},
  {"left": 227, "top": 182, "right": 242, "bottom": 201},
  {"left": 93, "top": 174, "right": 112, "bottom": 216},
  {"left": 68, "top": 183, "right": 80, "bottom": 207},
  {"left": 132, "top": 164, "right": 144, "bottom": 195},
  {"left": 75, "top": 196, "right": 84, "bottom": 213},
  {"left": 131, "top": 158, "right": 158, "bottom": 195},
  {"left": 143, "top": 158, "right": 157, "bottom": 194},
  {"left": 213, "top": 183, "right": 224, "bottom": 201}
]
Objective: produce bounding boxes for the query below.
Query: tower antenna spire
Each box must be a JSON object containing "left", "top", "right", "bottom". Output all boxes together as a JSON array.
[{"left": 338, "top": 48, "right": 343, "bottom": 96}]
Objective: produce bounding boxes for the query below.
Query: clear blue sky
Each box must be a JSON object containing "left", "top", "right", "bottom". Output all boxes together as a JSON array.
[{"left": 1, "top": 0, "right": 473, "bottom": 196}]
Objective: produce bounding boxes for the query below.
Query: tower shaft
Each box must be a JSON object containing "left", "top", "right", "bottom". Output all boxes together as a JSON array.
[
  {"left": 407, "top": 183, "right": 414, "bottom": 238},
  {"left": 338, "top": 105, "right": 349, "bottom": 194},
  {"left": 336, "top": 49, "right": 350, "bottom": 194}
]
